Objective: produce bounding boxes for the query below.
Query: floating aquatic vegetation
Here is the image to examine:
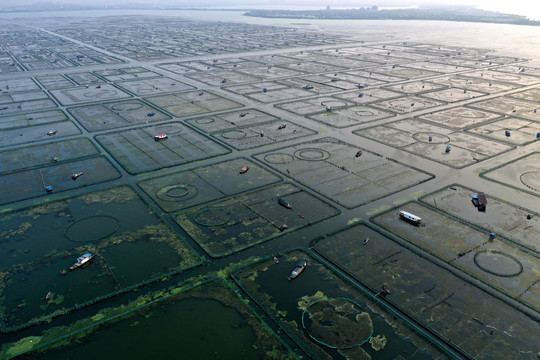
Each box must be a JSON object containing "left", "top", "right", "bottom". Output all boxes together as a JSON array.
[
  {"left": 5, "top": 336, "right": 42, "bottom": 357},
  {"left": 0, "top": 222, "right": 32, "bottom": 240},
  {"left": 303, "top": 298, "right": 373, "bottom": 349},
  {"left": 24, "top": 201, "right": 70, "bottom": 220},
  {"left": 298, "top": 291, "right": 326, "bottom": 311},
  {"left": 81, "top": 186, "right": 138, "bottom": 205},
  {"left": 369, "top": 334, "right": 387, "bottom": 351},
  {"left": 91, "top": 313, "right": 105, "bottom": 322}
]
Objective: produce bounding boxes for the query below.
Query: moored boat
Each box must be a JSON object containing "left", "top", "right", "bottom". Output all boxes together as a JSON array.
[
  {"left": 399, "top": 210, "right": 422, "bottom": 225},
  {"left": 277, "top": 196, "right": 291, "bottom": 209},
  {"left": 288, "top": 260, "right": 307, "bottom": 280},
  {"left": 69, "top": 253, "right": 94, "bottom": 271}
]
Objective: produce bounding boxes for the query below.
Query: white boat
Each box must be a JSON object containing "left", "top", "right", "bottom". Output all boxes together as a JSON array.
[
  {"left": 399, "top": 210, "right": 422, "bottom": 225},
  {"left": 69, "top": 253, "right": 94, "bottom": 271}
]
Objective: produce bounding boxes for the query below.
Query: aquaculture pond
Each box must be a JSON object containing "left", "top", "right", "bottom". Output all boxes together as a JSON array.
[
  {"left": 6, "top": 280, "right": 295, "bottom": 360},
  {"left": 234, "top": 250, "right": 446, "bottom": 360},
  {"left": 313, "top": 224, "right": 540, "bottom": 359},
  {"left": 0, "top": 186, "right": 200, "bottom": 331}
]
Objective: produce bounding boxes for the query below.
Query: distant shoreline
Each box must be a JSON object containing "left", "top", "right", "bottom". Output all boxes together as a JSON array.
[
  {"left": 1, "top": 7, "right": 539, "bottom": 27},
  {"left": 244, "top": 8, "right": 540, "bottom": 26}
]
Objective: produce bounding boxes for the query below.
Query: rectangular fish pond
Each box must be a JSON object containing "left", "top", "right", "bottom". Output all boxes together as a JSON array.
[
  {"left": 2, "top": 279, "right": 296, "bottom": 360},
  {"left": 312, "top": 223, "right": 540, "bottom": 359},
  {"left": 0, "top": 186, "right": 200, "bottom": 332},
  {"left": 233, "top": 250, "right": 449, "bottom": 360},
  {"left": 175, "top": 183, "right": 339, "bottom": 258}
]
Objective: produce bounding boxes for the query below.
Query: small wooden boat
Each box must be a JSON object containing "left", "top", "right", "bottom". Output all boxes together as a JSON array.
[
  {"left": 239, "top": 167, "right": 249, "bottom": 174},
  {"left": 277, "top": 196, "right": 291, "bottom": 209},
  {"left": 288, "top": 260, "right": 307, "bottom": 280},
  {"left": 273, "top": 256, "right": 279, "bottom": 264},
  {"left": 69, "top": 253, "right": 94, "bottom": 271},
  {"left": 355, "top": 150, "right": 363, "bottom": 157},
  {"left": 363, "top": 237, "right": 369, "bottom": 245},
  {"left": 471, "top": 192, "right": 487, "bottom": 211},
  {"left": 380, "top": 285, "right": 391, "bottom": 296},
  {"left": 278, "top": 123, "right": 287, "bottom": 129},
  {"left": 71, "top": 172, "right": 83, "bottom": 180}
]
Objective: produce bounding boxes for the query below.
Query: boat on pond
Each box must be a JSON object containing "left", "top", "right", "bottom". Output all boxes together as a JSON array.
[
  {"left": 69, "top": 253, "right": 94, "bottom": 271},
  {"left": 399, "top": 210, "right": 422, "bottom": 225},
  {"left": 277, "top": 196, "right": 291, "bottom": 209},
  {"left": 288, "top": 260, "right": 307, "bottom": 280},
  {"left": 472, "top": 192, "right": 487, "bottom": 212}
]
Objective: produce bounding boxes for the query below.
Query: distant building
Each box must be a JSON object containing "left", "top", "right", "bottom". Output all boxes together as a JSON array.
[{"left": 372, "top": 5, "right": 378, "bottom": 11}]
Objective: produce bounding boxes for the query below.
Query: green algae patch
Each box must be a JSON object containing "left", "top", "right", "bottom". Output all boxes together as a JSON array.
[
  {"left": 0, "top": 222, "right": 32, "bottom": 240},
  {"left": 81, "top": 186, "right": 139, "bottom": 205},
  {"left": 298, "top": 291, "right": 326, "bottom": 311},
  {"left": 5, "top": 336, "right": 41, "bottom": 357},
  {"left": 369, "top": 334, "right": 387, "bottom": 351},
  {"left": 91, "top": 313, "right": 105, "bottom": 322}
]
